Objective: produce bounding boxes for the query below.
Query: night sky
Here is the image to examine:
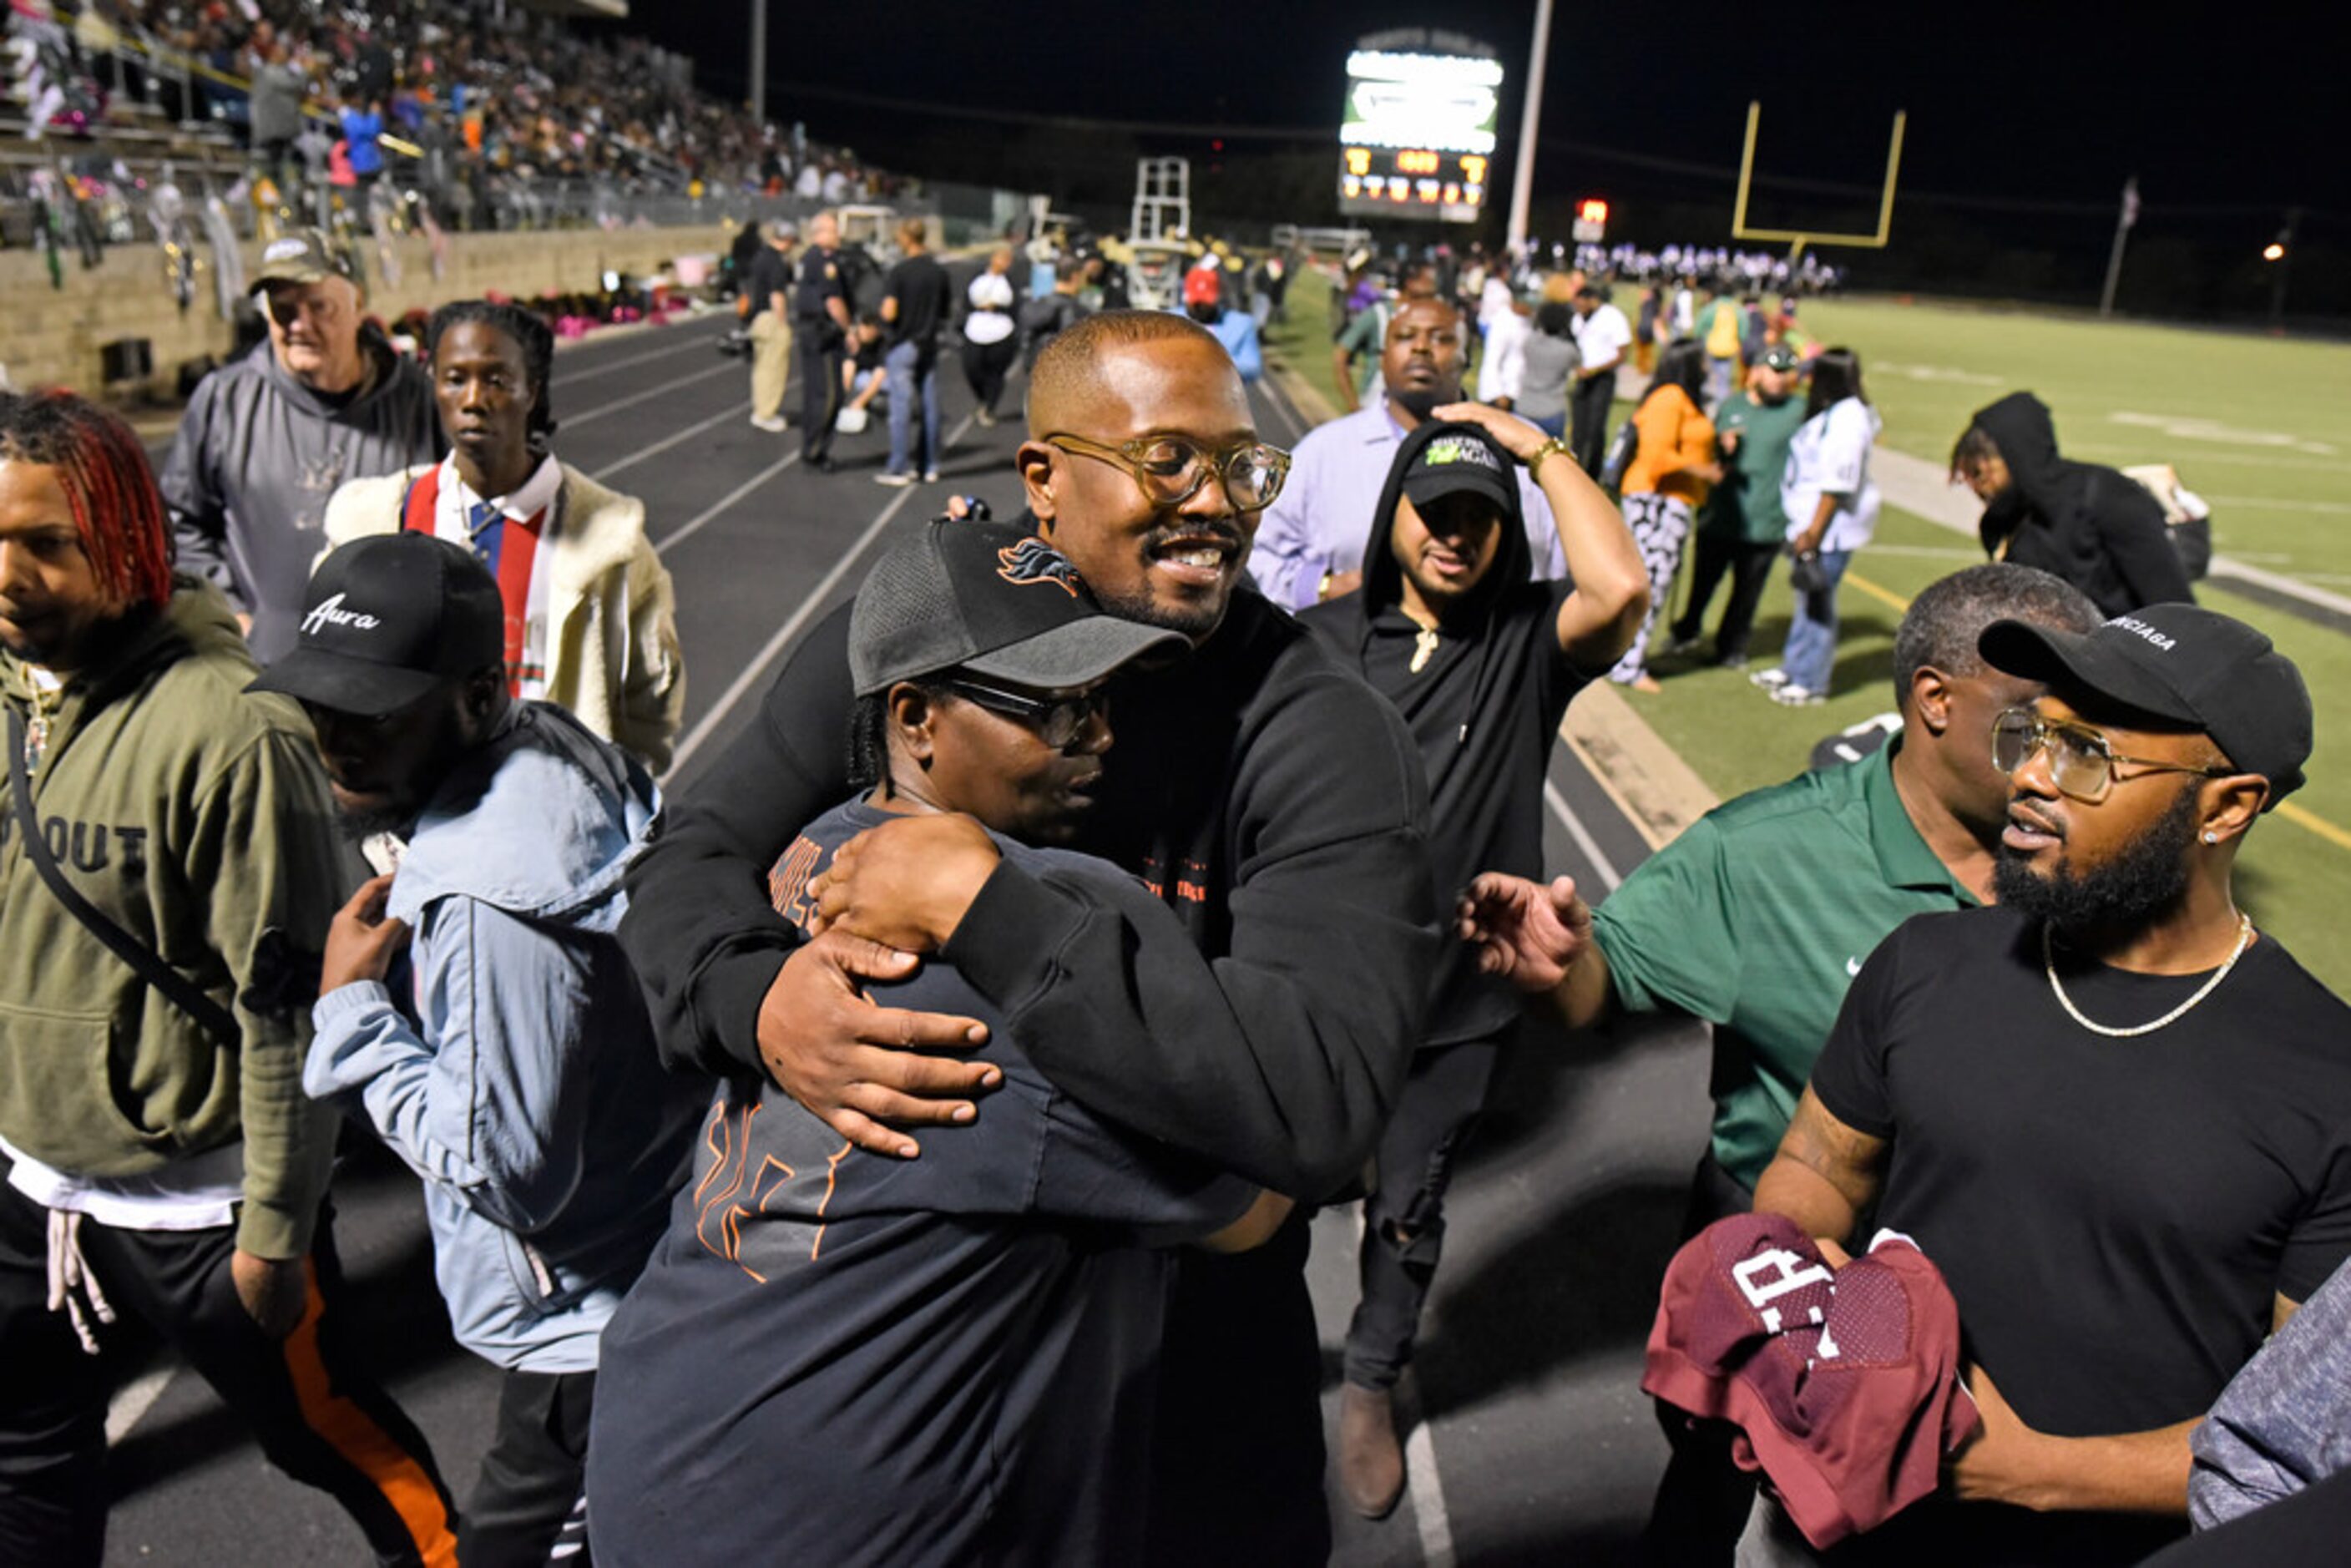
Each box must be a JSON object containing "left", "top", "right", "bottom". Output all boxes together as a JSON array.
[{"left": 612, "top": 1, "right": 2333, "bottom": 215}]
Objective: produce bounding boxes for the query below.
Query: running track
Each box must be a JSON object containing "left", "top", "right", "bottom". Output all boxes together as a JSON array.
[{"left": 101, "top": 300, "right": 1711, "bottom": 1565}]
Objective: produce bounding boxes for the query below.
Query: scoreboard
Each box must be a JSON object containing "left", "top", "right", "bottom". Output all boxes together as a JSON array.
[{"left": 1337, "top": 44, "right": 1503, "bottom": 225}]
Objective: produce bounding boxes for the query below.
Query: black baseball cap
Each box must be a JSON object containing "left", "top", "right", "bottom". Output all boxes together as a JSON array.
[
  {"left": 248, "top": 534, "right": 506, "bottom": 716},
  {"left": 1398, "top": 422, "right": 1518, "bottom": 518},
  {"left": 1979, "top": 603, "right": 2313, "bottom": 808},
  {"left": 848, "top": 519, "right": 1186, "bottom": 697}
]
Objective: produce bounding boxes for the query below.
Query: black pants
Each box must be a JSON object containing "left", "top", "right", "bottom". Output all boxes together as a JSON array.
[
  {"left": 0, "top": 1178, "right": 458, "bottom": 1567},
  {"left": 1570, "top": 372, "right": 1616, "bottom": 476},
  {"left": 960, "top": 336, "right": 1019, "bottom": 414},
  {"left": 1146, "top": 1212, "right": 1328, "bottom": 1566},
  {"left": 796, "top": 326, "right": 845, "bottom": 461},
  {"left": 1637, "top": 1150, "right": 1759, "bottom": 1568},
  {"left": 462, "top": 1368, "right": 594, "bottom": 1568},
  {"left": 1344, "top": 1035, "right": 1504, "bottom": 1392},
  {"left": 1673, "top": 535, "right": 1782, "bottom": 663}
]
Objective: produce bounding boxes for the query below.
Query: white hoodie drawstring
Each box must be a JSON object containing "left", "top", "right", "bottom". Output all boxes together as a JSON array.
[{"left": 45, "top": 1208, "right": 115, "bottom": 1355}]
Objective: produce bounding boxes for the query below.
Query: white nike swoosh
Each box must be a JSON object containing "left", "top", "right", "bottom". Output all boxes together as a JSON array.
[{"left": 1845, "top": 956, "right": 1863, "bottom": 978}]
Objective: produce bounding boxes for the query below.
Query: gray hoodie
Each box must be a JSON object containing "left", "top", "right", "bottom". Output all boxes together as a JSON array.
[
  {"left": 162, "top": 329, "right": 440, "bottom": 661},
  {"left": 305, "top": 703, "right": 704, "bottom": 1372}
]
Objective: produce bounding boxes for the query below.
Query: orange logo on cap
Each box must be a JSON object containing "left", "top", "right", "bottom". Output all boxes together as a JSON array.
[{"left": 996, "top": 538, "right": 1083, "bottom": 597}]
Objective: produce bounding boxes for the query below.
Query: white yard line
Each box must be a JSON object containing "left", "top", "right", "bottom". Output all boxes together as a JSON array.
[{"left": 1545, "top": 780, "right": 1625, "bottom": 893}]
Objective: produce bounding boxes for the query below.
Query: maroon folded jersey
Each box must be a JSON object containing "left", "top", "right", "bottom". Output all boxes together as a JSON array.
[{"left": 1643, "top": 1212, "right": 1980, "bottom": 1550}]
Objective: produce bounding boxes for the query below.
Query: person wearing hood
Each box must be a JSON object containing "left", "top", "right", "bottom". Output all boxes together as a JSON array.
[
  {"left": 1251, "top": 296, "right": 1568, "bottom": 611},
  {"left": 161, "top": 228, "right": 440, "bottom": 662},
  {"left": 0, "top": 392, "right": 458, "bottom": 1567},
  {"left": 1300, "top": 407, "right": 1648, "bottom": 1520},
  {"left": 265, "top": 534, "right": 705, "bottom": 1568},
  {"left": 1955, "top": 392, "right": 2194, "bottom": 619}
]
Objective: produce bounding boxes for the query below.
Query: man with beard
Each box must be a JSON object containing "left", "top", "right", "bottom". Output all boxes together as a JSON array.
[
  {"left": 1299, "top": 409, "right": 1646, "bottom": 1518},
  {"left": 161, "top": 230, "right": 439, "bottom": 660},
  {"left": 615, "top": 311, "right": 1434, "bottom": 1563},
  {"left": 1250, "top": 296, "right": 1565, "bottom": 611},
  {"left": 255, "top": 534, "right": 705, "bottom": 1566},
  {"left": 1749, "top": 603, "right": 2351, "bottom": 1565}
]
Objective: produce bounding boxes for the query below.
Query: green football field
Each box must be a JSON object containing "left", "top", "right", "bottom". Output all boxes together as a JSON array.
[{"left": 1266, "top": 270, "right": 2351, "bottom": 991}]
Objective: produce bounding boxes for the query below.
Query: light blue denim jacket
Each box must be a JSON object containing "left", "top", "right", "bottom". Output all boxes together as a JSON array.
[{"left": 306, "top": 703, "right": 704, "bottom": 1372}]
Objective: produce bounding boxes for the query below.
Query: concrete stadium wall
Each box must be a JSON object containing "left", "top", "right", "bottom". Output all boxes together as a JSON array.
[{"left": 0, "top": 224, "right": 740, "bottom": 399}]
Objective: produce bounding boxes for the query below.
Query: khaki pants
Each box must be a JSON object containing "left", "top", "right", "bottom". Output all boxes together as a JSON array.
[{"left": 751, "top": 312, "right": 792, "bottom": 421}]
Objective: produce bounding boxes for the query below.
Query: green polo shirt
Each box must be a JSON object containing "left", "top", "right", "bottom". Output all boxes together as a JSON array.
[{"left": 1590, "top": 741, "right": 1977, "bottom": 1191}]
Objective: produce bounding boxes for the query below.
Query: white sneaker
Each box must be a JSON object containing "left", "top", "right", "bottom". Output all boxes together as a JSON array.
[
  {"left": 749, "top": 414, "right": 787, "bottom": 433},
  {"left": 873, "top": 471, "right": 917, "bottom": 488},
  {"left": 1748, "top": 666, "right": 1790, "bottom": 690},
  {"left": 1771, "top": 683, "right": 1826, "bottom": 706},
  {"left": 922, "top": 468, "right": 941, "bottom": 483}
]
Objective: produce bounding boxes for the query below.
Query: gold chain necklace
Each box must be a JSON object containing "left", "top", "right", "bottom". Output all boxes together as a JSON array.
[
  {"left": 1402, "top": 605, "right": 1441, "bottom": 674},
  {"left": 2042, "top": 913, "right": 2254, "bottom": 1039}
]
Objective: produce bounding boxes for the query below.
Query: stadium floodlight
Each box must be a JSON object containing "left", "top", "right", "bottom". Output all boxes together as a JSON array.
[
  {"left": 2263, "top": 241, "right": 2288, "bottom": 261},
  {"left": 1731, "top": 101, "right": 1907, "bottom": 259}
]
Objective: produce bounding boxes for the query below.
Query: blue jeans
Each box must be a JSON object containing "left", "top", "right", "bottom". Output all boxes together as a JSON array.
[
  {"left": 1780, "top": 548, "right": 1852, "bottom": 693},
  {"left": 884, "top": 340, "right": 940, "bottom": 476}
]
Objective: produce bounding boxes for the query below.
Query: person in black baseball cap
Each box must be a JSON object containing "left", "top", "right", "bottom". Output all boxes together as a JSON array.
[
  {"left": 250, "top": 531, "right": 508, "bottom": 836},
  {"left": 263, "top": 530, "right": 710, "bottom": 1566},
  {"left": 583, "top": 519, "right": 1284, "bottom": 1565},
  {"left": 1297, "top": 404, "right": 1646, "bottom": 1517},
  {"left": 842, "top": 517, "right": 1187, "bottom": 845},
  {"left": 1745, "top": 600, "right": 2350, "bottom": 1562}
]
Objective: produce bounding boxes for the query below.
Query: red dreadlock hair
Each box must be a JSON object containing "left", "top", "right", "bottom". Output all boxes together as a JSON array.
[{"left": 0, "top": 390, "right": 174, "bottom": 611}]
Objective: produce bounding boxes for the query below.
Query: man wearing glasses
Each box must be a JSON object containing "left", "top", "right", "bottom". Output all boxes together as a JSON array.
[
  {"left": 1460, "top": 564, "right": 2100, "bottom": 1564},
  {"left": 1747, "top": 602, "right": 2350, "bottom": 1565},
  {"left": 618, "top": 311, "right": 1435, "bottom": 1563},
  {"left": 161, "top": 230, "right": 439, "bottom": 660}
]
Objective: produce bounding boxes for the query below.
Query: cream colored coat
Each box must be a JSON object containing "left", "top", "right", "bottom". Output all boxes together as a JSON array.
[{"left": 322, "top": 462, "right": 686, "bottom": 771}]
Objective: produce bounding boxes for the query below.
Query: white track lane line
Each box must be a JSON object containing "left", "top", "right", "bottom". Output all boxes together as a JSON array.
[
  {"left": 663, "top": 487, "right": 919, "bottom": 779},
  {"left": 566, "top": 361, "right": 740, "bottom": 429},
  {"left": 1545, "top": 778, "right": 1625, "bottom": 892},
  {"left": 651, "top": 451, "right": 801, "bottom": 556},
  {"left": 590, "top": 400, "right": 755, "bottom": 483},
  {"left": 662, "top": 408, "right": 982, "bottom": 778},
  {"left": 551, "top": 326, "right": 728, "bottom": 385},
  {"left": 105, "top": 1365, "right": 177, "bottom": 1445},
  {"left": 1404, "top": 1398, "right": 1457, "bottom": 1568}
]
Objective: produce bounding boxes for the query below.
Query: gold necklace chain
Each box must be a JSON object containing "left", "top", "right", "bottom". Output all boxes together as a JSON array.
[{"left": 2042, "top": 913, "right": 2254, "bottom": 1039}]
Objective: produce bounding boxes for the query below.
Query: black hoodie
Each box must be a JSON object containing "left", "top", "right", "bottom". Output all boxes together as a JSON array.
[
  {"left": 1300, "top": 422, "right": 1585, "bottom": 1046},
  {"left": 1970, "top": 392, "right": 2194, "bottom": 618},
  {"left": 618, "top": 574, "right": 1435, "bottom": 1204}
]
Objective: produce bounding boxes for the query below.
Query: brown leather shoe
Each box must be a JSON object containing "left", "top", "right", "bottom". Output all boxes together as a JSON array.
[{"left": 1337, "top": 1381, "right": 1405, "bottom": 1520}]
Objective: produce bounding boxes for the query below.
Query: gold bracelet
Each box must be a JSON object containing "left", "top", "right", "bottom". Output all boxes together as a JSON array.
[{"left": 1529, "top": 437, "right": 1574, "bottom": 475}]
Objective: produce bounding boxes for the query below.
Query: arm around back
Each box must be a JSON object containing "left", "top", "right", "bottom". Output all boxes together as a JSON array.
[{"left": 944, "top": 665, "right": 1437, "bottom": 1200}]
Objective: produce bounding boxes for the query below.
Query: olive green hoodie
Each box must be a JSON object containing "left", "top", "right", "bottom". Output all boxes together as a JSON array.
[{"left": 0, "top": 579, "right": 346, "bottom": 1258}]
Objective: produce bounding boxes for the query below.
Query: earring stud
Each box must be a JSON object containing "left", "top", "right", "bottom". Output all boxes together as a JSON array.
[{"left": 2203, "top": 831, "right": 2218, "bottom": 844}]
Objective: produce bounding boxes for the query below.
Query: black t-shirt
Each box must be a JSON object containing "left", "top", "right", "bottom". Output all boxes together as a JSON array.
[
  {"left": 1807, "top": 906, "right": 2351, "bottom": 1563},
  {"left": 743, "top": 246, "right": 791, "bottom": 321},
  {"left": 882, "top": 253, "right": 953, "bottom": 352},
  {"left": 588, "top": 800, "right": 1253, "bottom": 1567},
  {"left": 1302, "top": 579, "right": 1581, "bottom": 1044}
]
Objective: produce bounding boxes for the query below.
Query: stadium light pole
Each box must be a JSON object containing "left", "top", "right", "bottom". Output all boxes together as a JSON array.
[
  {"left": 750, "top": 0, "right": 768, "bottom": 124},
  {"left": 2268, "top": 207, "right": 2301, "bottom": 330},
  {"left": 1505, "top": 0, "right": 1555, "bottom": 253}
]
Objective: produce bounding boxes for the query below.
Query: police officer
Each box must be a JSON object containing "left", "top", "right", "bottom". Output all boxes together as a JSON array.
[{"left": 794, "top": 210, "right": 855, "bottom": 471}]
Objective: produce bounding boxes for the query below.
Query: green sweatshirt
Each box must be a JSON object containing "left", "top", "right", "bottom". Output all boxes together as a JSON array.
[{"left": 0, "top": 580, "right": 348, "bottom": 1258}]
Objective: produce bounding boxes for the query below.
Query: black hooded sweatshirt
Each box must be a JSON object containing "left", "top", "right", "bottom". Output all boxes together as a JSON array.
[
  {"left": 1970, "top": 392, "right": 2194, "bottom": 618},
  {"left": 617, "top": 569, "right": 1435, "bottom": 1205},
  {"left": 1299, "top": 422, "right": 1585, "bottom": 1046}
]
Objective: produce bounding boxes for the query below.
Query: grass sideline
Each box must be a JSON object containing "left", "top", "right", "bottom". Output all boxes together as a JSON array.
[{"left": 1263, "top": 266, "right": 2351, "bottom": 992}]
